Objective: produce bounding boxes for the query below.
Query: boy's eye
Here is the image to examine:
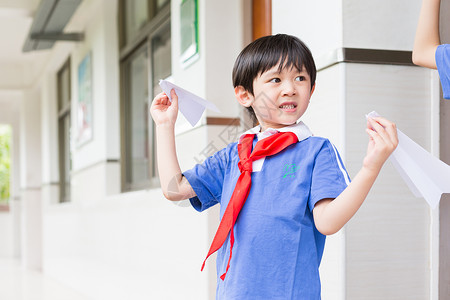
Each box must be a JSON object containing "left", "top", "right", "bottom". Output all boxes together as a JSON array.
[
  {"left": 269, "top": 78, "right": 281, "bottom": 83},
  {"left": 295, "top": 76, "right": 305, "bottom": 81}
]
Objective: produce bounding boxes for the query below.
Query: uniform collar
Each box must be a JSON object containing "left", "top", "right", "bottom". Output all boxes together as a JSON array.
[{"left": 239, "top": 121, "right": 313, "bottom": 144}]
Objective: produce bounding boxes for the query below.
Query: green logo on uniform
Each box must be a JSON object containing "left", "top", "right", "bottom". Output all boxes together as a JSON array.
[{"left": 282, "top": 164, "right": 298, "bottom": 178}]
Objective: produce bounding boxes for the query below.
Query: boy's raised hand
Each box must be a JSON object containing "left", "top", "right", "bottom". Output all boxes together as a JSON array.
[
  {"left": 313, "top": 116, "right": 399, "bottom": 235},
  {"left": 364, "top": 117, "right": 399, "bottom": 172},
  {"left": 150, "top": 89, "right": 179, "bottom": 126}
]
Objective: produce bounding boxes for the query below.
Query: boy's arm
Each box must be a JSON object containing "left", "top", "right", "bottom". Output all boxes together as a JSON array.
[
  {"left": 150, "top": 90, "right": 196, "bottom": 201},
  {"left": 412, "top": 0, "right": 441, "bottom": 69},
  {"left": 313, "top": 117, "right": 398, "bottom": 236}
]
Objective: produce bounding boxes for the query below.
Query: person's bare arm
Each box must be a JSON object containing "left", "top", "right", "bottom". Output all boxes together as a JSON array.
[
  {"left": 150, "top": 90, "right": 196, "bottom": 201},
  {"left": 313, "top": 117, "right": 398, "bottom": 235},
  {"left": 412, "top": 0, "right": 441, "bottom": 69}
]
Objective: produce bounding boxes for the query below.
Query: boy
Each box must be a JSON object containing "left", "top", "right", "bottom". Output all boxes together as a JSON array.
[
  {"left": 150, "top": 34, "right": 398, "bottom": 299},
  {"left": 413, "top": 0, "right": 450, "bottom": 99}
]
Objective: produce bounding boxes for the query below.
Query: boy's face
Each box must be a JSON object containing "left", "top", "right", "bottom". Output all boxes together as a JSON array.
[{"left": 237, "top": 64, "right": 314, "bottom": 131}]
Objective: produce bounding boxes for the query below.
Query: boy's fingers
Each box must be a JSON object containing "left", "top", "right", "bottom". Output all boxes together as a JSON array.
[
  {"left": 155, "top": 92, "right": 168, "bottom": 101},
  {"left": 170, "top": 89, "right": 179, "bottom": 109},
  {"left": 366, "top": 128, "right": 382, "bottom": 143},
  {"left": 367, "top": 118, "right": 390, "bottom": 143},
  {"left": 371, "top": 117, "right": 398, "bottom": 145},
  {"left": 367, "top": 118, "right": 399, "bottom": 155},
  {"left": 152, "top": 92, "right": 168, "bottom": 105},
  {"left": 366, "top": 128, "right": 391, "bottom": 152},
  {"left": 170, "top": 89, "right": 178, "bottom": 100}
]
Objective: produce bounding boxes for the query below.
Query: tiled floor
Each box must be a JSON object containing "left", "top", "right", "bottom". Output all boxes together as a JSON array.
[{"left": 0, "top": 258, "right": 90, "bottom": 300}]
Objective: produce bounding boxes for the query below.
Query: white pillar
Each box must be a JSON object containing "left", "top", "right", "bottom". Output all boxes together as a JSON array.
[{"left": 20, "top": 88, "right": 42, "bottom": 270}]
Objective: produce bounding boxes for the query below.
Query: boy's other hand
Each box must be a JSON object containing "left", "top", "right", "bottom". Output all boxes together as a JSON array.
[
  {"left": 150, "top": 89, "right": 179, "bottom": 127},
  {"left": 364, "top": 117, "right": 399, "bottom": 173}
]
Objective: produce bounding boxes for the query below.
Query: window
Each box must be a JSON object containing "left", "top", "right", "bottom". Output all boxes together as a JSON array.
[
  {"left": 123, "top": 45, "right": 150, "bottom": 188},
  {"left": 120, "top": 0, "right": 171, "bottom": 191},
  {"left": 120, "top": 0, "right": 170, "bottom": 47},
  {"left": 57, "top": 59, "right": 71, "bottom": 203}
]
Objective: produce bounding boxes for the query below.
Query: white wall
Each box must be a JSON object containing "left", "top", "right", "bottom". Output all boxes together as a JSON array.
[
  {"left": 71, "top": 1, "right": 117, "bottom": 173},
  {"left": 272, "top": 0, "right": 422, "bottom": 56},
  {"left": 44, "top": 189, "right": 211, "bottom": 300},
  {"left": 342, "top": 0, "right": 420, "bottom": 51},
  {"left": 272, "top": 0, "right": 343, "bottom": 60},
  {"left": 203, "top": 0, "right": 244, "bottom": 119}
]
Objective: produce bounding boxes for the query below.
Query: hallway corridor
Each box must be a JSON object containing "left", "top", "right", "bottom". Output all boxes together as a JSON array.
[{"left": 0, "top": 259, "right": 90, "bottom": 300}]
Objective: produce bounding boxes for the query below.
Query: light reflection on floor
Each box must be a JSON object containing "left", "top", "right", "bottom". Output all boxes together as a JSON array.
[{"left": 0, "top": 258, "right": 90, "bottom": 300}]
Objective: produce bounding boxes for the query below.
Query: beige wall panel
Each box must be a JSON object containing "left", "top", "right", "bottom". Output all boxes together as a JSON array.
[
  {"left": 345, "top": 63, "right": 431, "bottom": 299},
  {"left": 303, "top": 64, "right": 346, "bottom": 300}
]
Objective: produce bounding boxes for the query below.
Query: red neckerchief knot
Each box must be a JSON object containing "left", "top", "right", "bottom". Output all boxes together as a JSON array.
[
  {"left": 201, "top": 131, "right": 299, "bottom": 280},
  {"left": 238, "top": 158, "right": 253, "bottom": 173}
]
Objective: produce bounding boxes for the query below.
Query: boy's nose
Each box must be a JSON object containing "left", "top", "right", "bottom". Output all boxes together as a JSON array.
[{"left": 282, "top": 82, "right": 296, "bottom": 96}]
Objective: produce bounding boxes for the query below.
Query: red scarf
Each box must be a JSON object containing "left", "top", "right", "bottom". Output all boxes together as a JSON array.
[{"left": 201, "top": 131, "right": 299, "bottom": 280}]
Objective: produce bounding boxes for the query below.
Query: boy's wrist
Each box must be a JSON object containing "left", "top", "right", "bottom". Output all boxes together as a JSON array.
[
  {"left": 156, "top": 122, "right": 175, "bottom": 129},
  {"left": 360, "top": 164, "right": 381, "bottom": 180}
]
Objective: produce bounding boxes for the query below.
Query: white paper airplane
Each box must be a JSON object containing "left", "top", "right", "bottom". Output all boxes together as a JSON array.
[
  {"left": 159, "top": 80, "right": 220, "bottom": 127},
  {"left": 367, "top": 111, "right": 450, "bottom": 209}
]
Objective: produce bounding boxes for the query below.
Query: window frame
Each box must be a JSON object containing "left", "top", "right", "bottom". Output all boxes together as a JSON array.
[
  {"left": 119, "top": 1, "right": 170, "bottom": 192},
  {"left": 57, "top": 58, "right": 72, "bottom": 203}
]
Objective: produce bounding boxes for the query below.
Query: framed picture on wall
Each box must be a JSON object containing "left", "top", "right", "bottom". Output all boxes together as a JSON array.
[
  {"left": 180, "top": 0, "right": 198, "bottom": 66},
  {"left": 76, "top": 52, "right": 93, "bottom": 147}
]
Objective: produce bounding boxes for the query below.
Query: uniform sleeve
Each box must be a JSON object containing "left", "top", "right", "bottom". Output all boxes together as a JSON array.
[
  {"left": 183, "top": 146, "right": 230, "bottom": 212},
  {"left": 308, "top": 140, "right": 350, "bottom": 212},
  {"left": 436, "top": 44, "right": 450, "bottom": 99}
]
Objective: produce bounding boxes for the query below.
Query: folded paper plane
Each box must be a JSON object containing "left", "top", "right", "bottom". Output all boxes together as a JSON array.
[
  {"left": 159, "top": 80, "right": 220, "bottom": 127},
  {"left": 367, "top": 111, "right": 450, "bottom": 209}
]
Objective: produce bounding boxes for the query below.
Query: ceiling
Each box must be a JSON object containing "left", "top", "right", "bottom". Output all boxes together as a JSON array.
[
  {"left": 0, "top": 0, "right": 49, "bottom": 63},
  {"left": 0, "top": 0, "right": 55, "bottom": 91}
]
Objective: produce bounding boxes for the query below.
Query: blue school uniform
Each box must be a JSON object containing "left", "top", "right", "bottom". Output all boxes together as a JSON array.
[
  {"left": 183, "top": 122, "right": 350, "bottom": 300},
  {"left": 436, "top": 44, "right": 450, "bottom": 99}
]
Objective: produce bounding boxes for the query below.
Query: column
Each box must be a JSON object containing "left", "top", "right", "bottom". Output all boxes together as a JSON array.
[{"left": 20, "top": 89, "right": 42, "bottom": 270}]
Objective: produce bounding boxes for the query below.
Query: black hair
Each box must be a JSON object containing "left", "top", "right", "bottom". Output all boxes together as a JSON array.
[{"left": 232, "top": 34, "right": 317, "bottom": 125}]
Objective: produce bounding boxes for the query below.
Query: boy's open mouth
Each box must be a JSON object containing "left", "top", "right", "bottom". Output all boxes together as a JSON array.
[{"left": 279, "top": 103, "right": 297, "bottom": 110}]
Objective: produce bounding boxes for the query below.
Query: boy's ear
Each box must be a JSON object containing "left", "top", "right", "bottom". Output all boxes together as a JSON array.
[
  {"left": 234, "top": 86, "right": 254, "bottom": 107},
  {"left": 310, "top": 83, "right": 316, "bottom": 96}
]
